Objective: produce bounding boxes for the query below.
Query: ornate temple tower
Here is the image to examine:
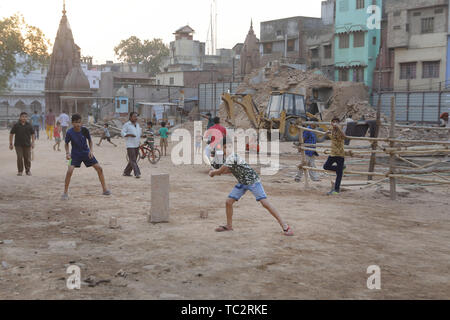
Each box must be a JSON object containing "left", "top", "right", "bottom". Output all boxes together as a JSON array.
[
  {"left": 45, "top": 2, "right": 91, "bottom": 116},
  {"left": 240, "top": 20, "right": 260, "bottom": 76}
]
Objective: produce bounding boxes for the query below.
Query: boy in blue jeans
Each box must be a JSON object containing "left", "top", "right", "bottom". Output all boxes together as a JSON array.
[
  {"left": 62, "top": 114, "right": 111, "bottom": 200},
  {"left": 209, "top": 138, "right": 294, "bottom": 236}
]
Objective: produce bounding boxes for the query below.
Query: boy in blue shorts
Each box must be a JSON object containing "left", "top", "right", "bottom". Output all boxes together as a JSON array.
[
  {"left": 209, "top": 138, "right": 294, "bottom": 236},
  {"left": 62, "top": 114, "right": 111, "bottom": 200}
]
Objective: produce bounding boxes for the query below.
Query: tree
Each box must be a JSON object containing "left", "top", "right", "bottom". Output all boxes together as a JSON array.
[
  {"left": 114, "top": 37, "right": 169, "bottom": 76},
  {"left": 0, "top": 14, "right": 50, "bottom": 92}
]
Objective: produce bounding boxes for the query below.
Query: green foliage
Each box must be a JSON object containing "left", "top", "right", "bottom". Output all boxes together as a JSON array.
[
  {"left": 114, "top": 37, "right": 169, "bottom": 76},
  {"left": 0, "top": 14, "right": 50, "bottom": 92}
]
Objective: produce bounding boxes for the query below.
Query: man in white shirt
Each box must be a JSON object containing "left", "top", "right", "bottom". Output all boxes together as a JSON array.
[
  {"left": 58, "top": 111, "right": 70, "bottom": 139},
  {"left": 121, "top": 112, "right": 142, "bottom": 179}
]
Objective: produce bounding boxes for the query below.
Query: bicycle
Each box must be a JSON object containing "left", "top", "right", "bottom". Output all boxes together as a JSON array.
[{"left": 126, "top": 143, "right": 161, "bottom": 165}]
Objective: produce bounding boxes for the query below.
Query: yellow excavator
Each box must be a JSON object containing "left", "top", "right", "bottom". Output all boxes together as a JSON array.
[{"left": 222, "top": 88, "right": 328, "bottom": 142}]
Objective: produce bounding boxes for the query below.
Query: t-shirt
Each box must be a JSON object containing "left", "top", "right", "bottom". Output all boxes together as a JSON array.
[
  {"left": 303, "top": 128, "right": 317, "bottom": 157},
  {"left": 103, "top": 128, "right": 111, "bottom": 138},
  {"left": 54, "top": 127, "right": 61, "bottom": 138},
  {"left": 331, "top": 128, "right": 345, "bottom": 157},
  {"left": 10, "top": 122, "right": 34, "bottom": 147},
  {"left": 31, "top": 114, "right": 41, "bottom": 127},
  {"left": 65, "top": 127, "right": 92, "bottom": 159},
  {"left": 159, "top": 127, "right": 169, "bottom": 139},
  {"left": 45, "top": 113, "right": 56, "bottom": 126},
  {"left": 208, "top": 124, "right": 227, "bottom": 146},
  {"left": 225, "top": 153, "right": 260, "bottom": 186},
  {"left": 58, "top": 113, "right": 70, "bottom": 127},
  {"left": 207, "top": 117, "right": 215, "bottom": 130}
]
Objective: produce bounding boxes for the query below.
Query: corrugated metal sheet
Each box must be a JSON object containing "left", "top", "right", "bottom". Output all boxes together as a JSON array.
[
  {"left": 373, "top": 91, "right": 449, "bottom": 124},
  {"left": 199, "top": 82, "right": 241, "bottom": 114}
]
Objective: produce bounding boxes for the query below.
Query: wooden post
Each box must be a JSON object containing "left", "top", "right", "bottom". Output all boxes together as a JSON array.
[
  {"left": 368, "top": 97, "right": 382, "bottom": 180},
  {"left": 389, "top": 97, "right": 397, "bottom": 200},
  {"left": 150, "top": 174, "right": 170, "bottom": 223},
  {"left": 298, "top": 121, "right": 309, "bottom": 189}
]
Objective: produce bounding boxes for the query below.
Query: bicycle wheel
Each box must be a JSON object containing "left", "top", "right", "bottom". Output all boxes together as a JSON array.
[{"left": 148, "top": 148, "right": 161, "bottom": 164}]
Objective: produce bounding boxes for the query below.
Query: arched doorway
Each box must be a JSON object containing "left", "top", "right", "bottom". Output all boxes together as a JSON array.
[
  {"left": 14, "top": 100, "right": 26, "bottom": 116},
  {"left": 31, "top": 100, "right": 42, "bottom": 113}
]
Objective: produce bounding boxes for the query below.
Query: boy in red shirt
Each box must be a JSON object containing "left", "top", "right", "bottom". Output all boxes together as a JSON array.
[{"left": 53, "top": 122, "right": 62, "bottom": 151}]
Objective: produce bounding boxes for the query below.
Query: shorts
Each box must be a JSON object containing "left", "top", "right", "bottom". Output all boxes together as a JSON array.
[
  {"left": 102, "top": 136, "right": 111, "bottom": 142},
  {"left": 195, "top": 142, "right": 201, "bottom": 148},
  {"left": 228, "top": 182, "right": 267, "bottom": 202},
  {"left": 70, "top": 155, "right": 98, "bottom": 168},
  {"left": 55, "top": 137, "right": 61, "bottom": 143},
  {"left": 160, "top": 137, "right": 168, "bottom": 147}
]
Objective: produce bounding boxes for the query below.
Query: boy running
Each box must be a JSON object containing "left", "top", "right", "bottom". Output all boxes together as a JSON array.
[
  {"left": 97, "top": 123, "right": 117, "bottom": 147},
  {"left": 62, "top": 114, "right": 111, "bottom": 200},
  {"left": 209, "top": 138, "right": 294, "bottom": 236}
]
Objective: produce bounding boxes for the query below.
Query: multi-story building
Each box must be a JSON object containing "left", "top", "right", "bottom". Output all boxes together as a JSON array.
[
  {"left": 306, "top": 0, "right": 336, "bottom": 79},
  {"left": 334, "top": 0, "right": 383, "bottom": 89},
  {"left": 385, "top": 0, "right": 448, "bottom": 91},
  {"left": 0, "top": 55, "right": 47, "bottom": 118},
  {"left": 259, "top": 16, "right": 326, "bottom": 66}
]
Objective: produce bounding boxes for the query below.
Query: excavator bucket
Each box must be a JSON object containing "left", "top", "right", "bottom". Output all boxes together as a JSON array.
[{"left": 222, "top": 93, "right": 235, "bottom": 126}]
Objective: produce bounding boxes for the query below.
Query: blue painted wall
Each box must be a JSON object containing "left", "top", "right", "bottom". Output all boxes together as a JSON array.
[{"left": 334, "top": 0, "right": 382, "bottom": 90}]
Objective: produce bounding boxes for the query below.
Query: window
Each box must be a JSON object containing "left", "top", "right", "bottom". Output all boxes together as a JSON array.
[
  {"left": 356, "top": 0, "right": 365, "bottom": 9},
  {"left": 435, "top": 8, "right": 444, "bottom": 14},
  {"left": 339, "top": 34, "right": 349, "bottom": 48},
  {"left": 353, "top": 32, "right": 365, "bottom": 47},
  {"left": 311, "top": 48, "right": 319, "bottom": 58},
  {"left": 422, "top": 61, "right": 440, "bottom": 78},
  {"left": 287, "top": 40, "right": 295, "bottom": 52},
  {"left": 413, "top": 12, "right": 421, "bottom": 17},
  {"left": 353, "top": 68, "right": 364, "bottom": 82},
  {"left": 421, "top": 17, "right": 434, "bottom": 33},
  {"left": 339, "top": 0, "right": 348, "bottom": 12},
  {"left": 372, "top": 37, "right": 377, "bottom": 45},
  {"left": 394, "top": 11, "right": 401, "bottom": 17},
  {"left": 324, "top": 45, "right": 332, "bottom": 59},
  {"left": 393, "top": 25, "right": 401, "bottom": 30},
  {"left": 121, "top": 100, "right": 127, "bottom": 105},
  {"left": 276, "top": 30, "right": 282, "bottom": 36},
  {"left": 263, "top": 43, "right": 273, "bottom": 54},
  {"left": 169, "top": 77, "right": 174, "bottom": 85},
  {"left": 400, "top": 62, "right": 417, "bottom": 80},
  {"left": 406, "top": 24, "right": 409, "bottom": 32},
  {"left": 339, "top": 69, "right": 349, "bottom": 81}
]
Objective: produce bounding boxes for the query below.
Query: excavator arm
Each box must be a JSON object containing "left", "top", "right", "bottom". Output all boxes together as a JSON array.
[{"left": 222, "top": 93, "right": 260, "bottom": 129}]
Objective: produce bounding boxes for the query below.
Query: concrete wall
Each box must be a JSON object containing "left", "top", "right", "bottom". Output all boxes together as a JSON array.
[
  {"left": 156, "top": 72, "right": 184, "bottom": 86},
  {"left": 322, "top": 0, "right": 336, "bottom": 25}
]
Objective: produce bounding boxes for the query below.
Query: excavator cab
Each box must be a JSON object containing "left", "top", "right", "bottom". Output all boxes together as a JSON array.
[{"left": 265, "top": 92, "right": 306, "bottom": 120}]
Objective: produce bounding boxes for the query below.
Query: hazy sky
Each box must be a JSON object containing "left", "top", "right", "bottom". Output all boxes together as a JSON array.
[{"left": 0, "top": 0, "right": 324, "bottom": 64}]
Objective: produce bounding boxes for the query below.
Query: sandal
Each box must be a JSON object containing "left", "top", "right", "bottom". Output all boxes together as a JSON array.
[
  {"left": 283, "top": 225, "right": 294, "bottom": 237},
  {"left": 215, "top": 225, "right": 233, "bottom": 233}
]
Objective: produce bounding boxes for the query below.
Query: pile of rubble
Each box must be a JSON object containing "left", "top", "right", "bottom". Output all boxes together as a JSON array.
[
  {"left": 218, "top": 65, "right": 382, "bottom": 129},
  {"left": 397, "top": 127, "right": 450, "bottom": 141}
]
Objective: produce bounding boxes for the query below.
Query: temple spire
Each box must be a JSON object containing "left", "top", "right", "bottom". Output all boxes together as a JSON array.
[{"left": 63, "top": 0, "right": 66, "bottom": 16}]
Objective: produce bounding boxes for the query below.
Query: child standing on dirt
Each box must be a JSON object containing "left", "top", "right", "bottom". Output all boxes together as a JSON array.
[
  {"left": 62, "top": 114, "right": 111, "bottom": 200},
  {"left": 295, "top": 123, "right": 320, "bottom": 182},
  {"left": 53, "top": 122, "right": 62, "bottom": 151},
  {"left": 97, "top": 123, "right": 117, "bottom": 147},
  {"left": 144, "top": 121, "right": 155, "bottom": 149},
  {"left": 159, "top": 122, "right": 169, "bottom": 156},
  {"left": 323, "top": 117, "right": 346, "bottom": 196},
  {"left": 209, "top": 138, "right": 294, "bottom": 236}
]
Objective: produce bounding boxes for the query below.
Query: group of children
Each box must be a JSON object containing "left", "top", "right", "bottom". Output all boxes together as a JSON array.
[{"left": 33, "top": 111, "right": 347, "bottom": 237}]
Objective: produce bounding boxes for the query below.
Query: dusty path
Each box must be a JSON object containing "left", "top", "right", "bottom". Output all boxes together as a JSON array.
[{"left": 0, "top": 129, "right": 449, "bottom": 299}]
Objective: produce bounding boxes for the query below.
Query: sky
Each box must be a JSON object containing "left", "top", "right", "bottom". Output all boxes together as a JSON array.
[{"left": 0, "top": 0, "right": 324, "bottom": 64}]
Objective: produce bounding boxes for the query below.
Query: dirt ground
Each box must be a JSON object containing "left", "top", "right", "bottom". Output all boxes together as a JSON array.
[{"left": 0, "top": 128, "right": 449, "bottom": 300}]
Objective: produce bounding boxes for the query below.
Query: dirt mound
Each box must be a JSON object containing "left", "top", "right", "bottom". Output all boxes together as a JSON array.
[{"left": 218, "top": 65, "right": 380, "bottom": 129}]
